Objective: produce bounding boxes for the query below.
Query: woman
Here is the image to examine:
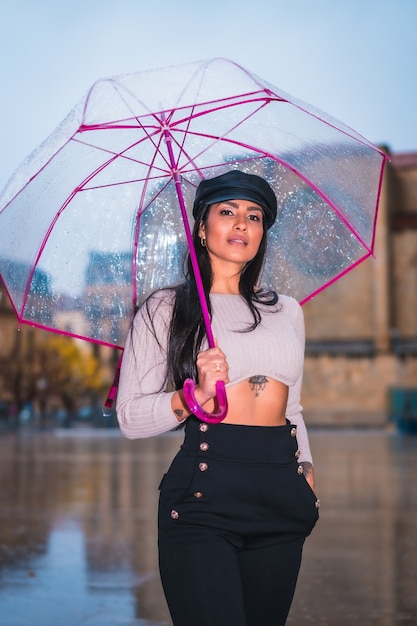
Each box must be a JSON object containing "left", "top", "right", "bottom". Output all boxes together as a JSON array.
[{"left": 117, "top": 170, "right": 319, "bottom": 626}]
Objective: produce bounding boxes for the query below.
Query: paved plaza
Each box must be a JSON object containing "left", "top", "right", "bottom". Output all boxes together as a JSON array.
[{"left": 0, "top": 424, "right": 416, "bottom": 625}]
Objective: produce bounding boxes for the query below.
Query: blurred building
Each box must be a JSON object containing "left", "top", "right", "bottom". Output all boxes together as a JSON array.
[
  {"left": 0, "top": 285, "right": 43, "bottom": 412},
  {"left": 302, "top": 149, "right": 417, "bottom": 425},
  {"left": 0, "top": 149, "right": 416, "bottom": 426},
  {"left": 0, "top": 284, "right": 20, "bottom": 404}
]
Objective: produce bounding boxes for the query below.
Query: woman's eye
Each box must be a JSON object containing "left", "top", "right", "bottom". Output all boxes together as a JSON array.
[
  {"left": 249, "top": 214, "right": 261, "bottom": 221},
  {"left": 220, "top": 209, "right": 233, "bottom": 216}
]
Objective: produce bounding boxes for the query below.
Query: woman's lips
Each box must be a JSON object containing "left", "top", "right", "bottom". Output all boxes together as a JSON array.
[{"left": 227, "top": 237, "right": 247, "bottom": 245}]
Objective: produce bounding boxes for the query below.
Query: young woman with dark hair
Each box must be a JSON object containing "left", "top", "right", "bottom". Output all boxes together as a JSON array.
[{"left": 117, "top": 170, "right": 319, "bottom": 626}]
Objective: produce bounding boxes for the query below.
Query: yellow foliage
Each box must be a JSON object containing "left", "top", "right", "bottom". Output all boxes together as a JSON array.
[{"left": 34, "top": 333, "right": 105, "bottom": 398}]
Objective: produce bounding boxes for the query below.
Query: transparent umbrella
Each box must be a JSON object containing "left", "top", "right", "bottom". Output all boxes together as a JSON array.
[{"left": 0, "top": 57, "right": 388, "bottom": 421}]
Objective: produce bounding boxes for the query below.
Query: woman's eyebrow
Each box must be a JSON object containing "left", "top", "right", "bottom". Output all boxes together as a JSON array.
[{"left": 219, "top": 200, "right": 263, "bottom": 212}]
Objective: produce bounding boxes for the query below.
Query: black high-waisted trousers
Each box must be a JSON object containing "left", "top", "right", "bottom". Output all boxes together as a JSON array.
[{"left": 158, "top": 417, "right": 319, "bottom": 626}]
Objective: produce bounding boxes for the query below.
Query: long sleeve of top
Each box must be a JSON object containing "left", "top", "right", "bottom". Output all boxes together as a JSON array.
[
  {"left": 116, "top": 291, "right": 181, "bottom": 438},
  {"left": 116, "top": 290, "right": 313, "bottom": 464}
]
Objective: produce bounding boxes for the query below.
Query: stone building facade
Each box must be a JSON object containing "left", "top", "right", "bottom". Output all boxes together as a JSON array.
[
  {"left": 1, "top": 149, "right": 416, "bottom": 426},
  {"left": 302, "top": 149, "right": 417, "bottom": 426}
]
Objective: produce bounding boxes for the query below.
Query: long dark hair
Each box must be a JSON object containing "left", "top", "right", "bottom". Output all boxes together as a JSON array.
[{"left": 166, "top": 204, "right": 278, "bottom": 390}]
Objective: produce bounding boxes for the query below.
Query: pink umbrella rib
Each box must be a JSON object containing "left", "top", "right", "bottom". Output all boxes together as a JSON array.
[
  {"left": 369, "top": 158, "right": 388, "bottom": 254},
  {"left": 299, "top": 251, "right": 373, "bottom": 306},
  {"left": 20, "top": 148, "right": 125, "bottom": 317},
  {"left": 77, "top": 90, "right": 280, "bottom": 135},
  {"left": 131, "top": 129, "right": 172, "bottom": 308},
  {"left": 76, "top": 125, "right": 174, "bottom": 173},
  {"left": 0, "top": 131, "right": 82, "bottom": 215},
  {"left": 17, "top": 318, "right": 125, "bottom": 349},
  {"left": 161, "top": 99, "right": 271, "bottom": 177},
  {"left": 264, "top": 88, "right": 389, "bottom": 157},
  {"left": 155, "top": 102, "right": 381, "bottom": 253},
  {"left": 166, "top": 95, "right": 275, "bottom": 129},
  {"left": 179, "top": 129, "right": 375, "bottom": 253},
  {"left": 0, "top": 276, "right": 23, "bottom": 326},
  {"left": 166, "top": 103, "right": 208, "bottom": 180},
  {"left": 76, "top": 95, "right": 273, "bottom": 187},
  {"left": 223, "top": 58, "right": 388, "bottom": 156}
]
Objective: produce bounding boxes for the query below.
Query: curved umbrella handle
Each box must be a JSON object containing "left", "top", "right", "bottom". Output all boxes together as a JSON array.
[{"left": 183, "top": 378, "right": 228, "bottom": 424}]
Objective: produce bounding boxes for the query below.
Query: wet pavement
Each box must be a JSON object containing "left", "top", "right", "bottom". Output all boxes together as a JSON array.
[{"left": 0, "top": 425, "right": 416, "bottom": 626}]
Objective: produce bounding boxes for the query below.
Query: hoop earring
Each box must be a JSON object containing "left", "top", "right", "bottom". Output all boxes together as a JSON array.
[{"left": 200, "top": 237, "right": 206, "bottom": 248}]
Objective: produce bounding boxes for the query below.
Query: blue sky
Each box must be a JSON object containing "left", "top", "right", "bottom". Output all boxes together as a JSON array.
[{"left": 0, "top": 0, "right": 416, "bottom": 191}]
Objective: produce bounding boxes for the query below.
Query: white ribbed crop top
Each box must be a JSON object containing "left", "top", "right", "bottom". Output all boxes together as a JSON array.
[
  {"left": 208, "top": 293, "right": 304, "bottom": 388},
  {"left": 116, "top": 289, "right": 313, "bottom": 464}
]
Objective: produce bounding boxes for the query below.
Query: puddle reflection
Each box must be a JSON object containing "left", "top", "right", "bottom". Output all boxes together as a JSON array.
[
  {"left": 0, "top": 428, "right": 416, "bottom": 625},
  {"left": 0, "top": 430, "right": 180, "bottom": 625}
]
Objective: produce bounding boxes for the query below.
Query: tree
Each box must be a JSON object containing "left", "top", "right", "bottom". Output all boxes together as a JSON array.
[
  {"left": 4, "top": 325, "right": 109, "bottom": 425},
  {"left": 33, "top": 333, "right": 105, "bottom": 418}
]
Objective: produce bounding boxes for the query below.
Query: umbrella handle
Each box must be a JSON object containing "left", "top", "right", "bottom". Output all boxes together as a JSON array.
[{"left": 183, "top": 379, "right": 228, "bottom": 424}]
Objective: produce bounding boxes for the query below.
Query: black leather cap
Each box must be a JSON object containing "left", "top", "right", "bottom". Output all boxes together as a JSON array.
[{"left": 192, "top": 170, "right": 277, "bottom": 229}]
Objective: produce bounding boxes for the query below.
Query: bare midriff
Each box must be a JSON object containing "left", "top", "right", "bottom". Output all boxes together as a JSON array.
[{"left": 218, "top": 377, "right": 288, "bottom": 426}]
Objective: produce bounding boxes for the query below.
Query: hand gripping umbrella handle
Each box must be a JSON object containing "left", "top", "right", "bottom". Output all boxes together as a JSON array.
[{"left": 183, "top": 379, "right": 228, "bottom": 424}]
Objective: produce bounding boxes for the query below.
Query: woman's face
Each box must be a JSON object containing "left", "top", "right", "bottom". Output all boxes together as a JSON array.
[{"left": 198, "top": 199, "right": 265, "bottom": 271}]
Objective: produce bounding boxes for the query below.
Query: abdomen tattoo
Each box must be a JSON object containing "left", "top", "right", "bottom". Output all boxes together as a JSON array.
[{"left": 248, "top": 375, "right": 269, "bottom": 397}]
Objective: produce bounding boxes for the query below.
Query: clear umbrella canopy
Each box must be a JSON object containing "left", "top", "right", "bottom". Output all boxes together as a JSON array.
[{"left": 0, "top": 58, "right": 387, "bottom": 349}]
